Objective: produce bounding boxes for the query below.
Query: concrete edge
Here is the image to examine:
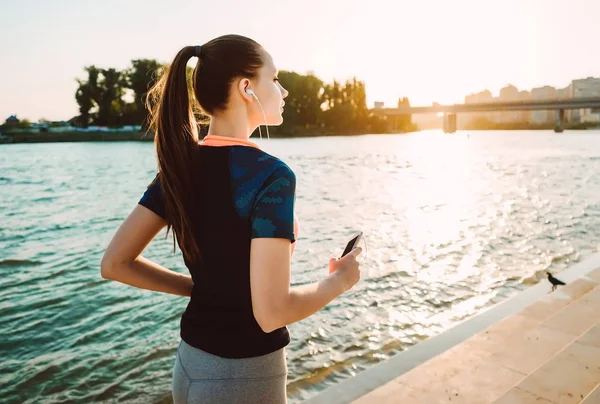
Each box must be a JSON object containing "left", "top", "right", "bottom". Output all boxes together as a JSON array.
[{"left": 304, "top": 252, "right": 600, "bottom": 404}]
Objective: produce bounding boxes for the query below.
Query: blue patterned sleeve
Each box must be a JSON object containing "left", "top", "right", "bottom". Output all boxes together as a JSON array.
[
  {"left": 250, "top": 165, "right": 296, "bottom": 242},
  {"left": 138, "top": 175, "right": 167, "bottom": 220}
]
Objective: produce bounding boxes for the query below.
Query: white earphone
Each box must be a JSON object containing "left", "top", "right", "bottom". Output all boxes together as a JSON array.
[{"left": 245, "top": 88, "right": 269, "bottom": 140}]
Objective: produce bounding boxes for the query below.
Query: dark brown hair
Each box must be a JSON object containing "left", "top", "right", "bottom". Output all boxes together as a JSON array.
[{"left": 146, "top": 35, "right": 264, "bottom": 262}]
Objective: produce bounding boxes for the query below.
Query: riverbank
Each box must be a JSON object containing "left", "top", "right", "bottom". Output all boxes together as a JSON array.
[
  {"left": 0, "top": 131, "right": 154, "bottom": 144},
  {"left": 1, "top": 127, "right": 416, "bottom": 143},
  {"left": 463, "top": 122, "right": 600, "bottom": 131},
  {"left": 306, "top": 254, "right": 600, "bottom": 404},
  {"left": 2, "top": 125, "right": 600, "bottom": 144}
]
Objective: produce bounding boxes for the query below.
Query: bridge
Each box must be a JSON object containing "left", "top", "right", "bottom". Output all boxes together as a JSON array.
[{"left": 371, "top": 97, "right": 600, "bottom": 133}]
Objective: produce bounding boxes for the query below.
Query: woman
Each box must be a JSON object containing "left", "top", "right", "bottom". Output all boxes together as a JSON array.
[{"left": 100, "top": 34, "right": 362, "bottom": 404}]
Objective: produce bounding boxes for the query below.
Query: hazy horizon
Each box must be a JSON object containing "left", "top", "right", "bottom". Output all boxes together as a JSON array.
[{"left": 1, "top": 0, "right": 599, "bottom": 122}]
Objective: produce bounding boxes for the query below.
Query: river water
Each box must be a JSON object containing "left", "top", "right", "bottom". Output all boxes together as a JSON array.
[{"left": 1, "top": 130, "right": 599, "bottom": 403}]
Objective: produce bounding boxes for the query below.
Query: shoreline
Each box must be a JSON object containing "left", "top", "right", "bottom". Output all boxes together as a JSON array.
[
  {"left": 305, "top": 253, "right": 600, "bottom": 403},
  {"left": 1, "top": 126, "right": 599, "bottom": 144}
]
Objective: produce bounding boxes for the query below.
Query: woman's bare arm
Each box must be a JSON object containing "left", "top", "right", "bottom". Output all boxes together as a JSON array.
[
  {"left": 250, "top": 238, "right": 361, "bottom": 333},
  {"left": 100, "top": 205, "right": 194, "bottom": 297}
]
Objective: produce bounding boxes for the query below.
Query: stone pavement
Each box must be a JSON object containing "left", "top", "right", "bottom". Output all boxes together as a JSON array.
[{"left": 353, "top": 267, "right": 600, "bottom": 404}]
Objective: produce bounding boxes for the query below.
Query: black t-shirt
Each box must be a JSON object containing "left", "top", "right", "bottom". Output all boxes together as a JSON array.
[{"left": 138, "top": 145, "right": 297, "bottom": 358}]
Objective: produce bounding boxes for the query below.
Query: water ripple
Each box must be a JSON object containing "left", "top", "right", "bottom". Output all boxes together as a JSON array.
[{"left": 1, "top": 131, "right": 600, "bottom": 403}]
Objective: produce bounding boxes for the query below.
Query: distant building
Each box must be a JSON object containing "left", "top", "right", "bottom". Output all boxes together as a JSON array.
[
  {"left": 556, "top": 85, "right": 571, "bottom": 99},
  {"left": 465, "top": 90, "right": 494, "bottom": 123},
  {"left": 530, "top": 86, "right": 556, "bottom": 124},
  {"left": 374, "top": 101, "right": 385, "bottom": 109},
  {"left": 499, "top": 84, "right": 519, "bottom": 100},
  {"left": 570, "top": 77, "right": 600, "bottom": 123},
  {"left": 2, "top": 115, "right": 26, "bottom": 132},
  {"left": 497, "top": 85, "right": 520, "bottom": 123},
  {"left": 555, "top": 85, "right": 572, "bottom": 122},
  {"left": 4, "top": 115, "right": 20, "bottom": 127},
  {"left": 518, "top": 90, "right": 532, "bottom": 124},
  {"left": 456, "top": 76, "right": 599, "bottom": 127},
  {"left": 571, "top": 77, "right": 600, "bottom": 98}
]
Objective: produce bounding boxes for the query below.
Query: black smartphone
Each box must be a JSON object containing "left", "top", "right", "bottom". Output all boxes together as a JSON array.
[{"left": 341, "top": 231, "right": 363, "bottom": 258}]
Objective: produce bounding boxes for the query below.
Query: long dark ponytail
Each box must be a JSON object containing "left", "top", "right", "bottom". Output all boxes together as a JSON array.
[{"left": 146, "top": 35, "right": 264, "bottom": 263}]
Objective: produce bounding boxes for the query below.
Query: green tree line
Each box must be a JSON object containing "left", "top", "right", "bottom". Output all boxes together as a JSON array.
[
  {"left": 73, "top": 59, "right": 163, "bottom": 128},
  {"left": 73, "top": 59, "right": 415, "bottom": 135}
]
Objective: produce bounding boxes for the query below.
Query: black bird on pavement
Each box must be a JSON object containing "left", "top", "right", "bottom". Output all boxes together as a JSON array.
[{"left": 546, "top": 272, "right": 566, "bottom": 291}]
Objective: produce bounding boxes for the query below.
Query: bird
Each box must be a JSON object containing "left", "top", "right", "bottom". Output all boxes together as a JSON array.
[{"left": 546, "top": 272, "right": 566, "bottom": 291}]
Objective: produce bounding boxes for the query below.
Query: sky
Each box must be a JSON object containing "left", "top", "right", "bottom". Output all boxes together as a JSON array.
[{"left": 1, "top": 0, "right": 599, "bottom": 122}]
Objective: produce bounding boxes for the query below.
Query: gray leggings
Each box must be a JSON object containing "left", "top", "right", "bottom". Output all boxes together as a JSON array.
[{"left": 172, "top": 339, "right": 288, "bottom": 404}]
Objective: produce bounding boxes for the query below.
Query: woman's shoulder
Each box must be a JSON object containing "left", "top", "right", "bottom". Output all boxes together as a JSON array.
[
  {"left": 229, "top": 147, "right": 296, "bottom": 217},
  {"left": 230, "top": 147, "right": 295, "bottom": 181}
]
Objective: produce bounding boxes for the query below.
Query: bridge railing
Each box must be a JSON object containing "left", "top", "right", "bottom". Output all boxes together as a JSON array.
[{"left": 372, "top": 97, "right": 600, "bottom": 115}]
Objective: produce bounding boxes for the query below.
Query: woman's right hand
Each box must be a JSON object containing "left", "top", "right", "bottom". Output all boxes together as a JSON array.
[{"left": 329, "top": 247, "right": 362, "bottom": 292}]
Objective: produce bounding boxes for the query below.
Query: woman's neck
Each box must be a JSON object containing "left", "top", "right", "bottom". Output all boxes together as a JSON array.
[{"left": 207, "top": 108, "right": 257, "bottom": 140}]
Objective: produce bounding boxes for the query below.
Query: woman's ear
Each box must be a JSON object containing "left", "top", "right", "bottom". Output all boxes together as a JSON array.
[{"left": 237, "top": 78, "right": 253, "bottom": 101}]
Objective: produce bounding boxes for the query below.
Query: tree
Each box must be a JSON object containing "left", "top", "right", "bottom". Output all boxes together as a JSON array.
[
  {"left": 393, "top": 97, "right": 414, "bottom": 132},
  {"left": 96, "top": 68, "right": 125, "bottom": 127},
  {"left": 74, "top": 66, "right": 100, "bottom": 127},
  {"left": 75, "top": 66, "right": 127, "bottom": 127},
  {"left": 318, "top": 77, "right": 369, "bottom": 133},
  {"left": 278, "top": 71, "right": 323, "bottom": 130},
  {"left": 18, "top": 119, "right": 31, "bottom": 129},
  {"left": 124, "top": 59, "right": 163, "bottom": 126}
]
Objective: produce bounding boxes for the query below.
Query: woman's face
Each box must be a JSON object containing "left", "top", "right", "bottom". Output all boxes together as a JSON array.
[{"left": 251, "top": 50, "right": 289, "bottom": 126}]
